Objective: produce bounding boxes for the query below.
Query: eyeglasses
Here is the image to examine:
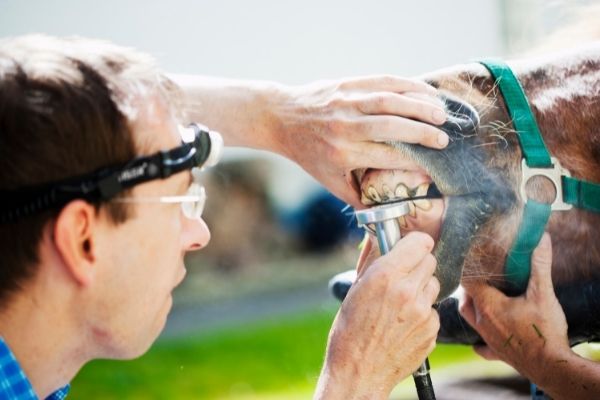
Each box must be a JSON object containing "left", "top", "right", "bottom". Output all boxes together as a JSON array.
[
  {"left": 0, "top": 123, "right": 222, "bottom": 223},
  {"left": 112, "top": 182, "right": 207, "bottom": 220}
]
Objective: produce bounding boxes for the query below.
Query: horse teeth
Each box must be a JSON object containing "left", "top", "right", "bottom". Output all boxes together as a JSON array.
[
  {"left": 408, "top": 201, "right": 416, "bottom": 217},
  {"left": 414, "top": 199, "right": 433, "bottom": 211},
  {"left": 398, "top": 216, "right": 408, "bottom": 228},
  {"left": 361, "top": 197, "right": 374, "bottom": 206},
  {"left": 414, "top": 183, "right": 433, "bottom": 210},
  {"left": 382, "top": 185, "right": 394, "bottom": 201},
  {"left": 368, "top": 186, "right": 381, "bottom": 202},
  {"left": 395, "top": 183, "right": 409, "bottom": 199},
  {"left": 416, "top": 183, "right": 429, "bottom": 197}
]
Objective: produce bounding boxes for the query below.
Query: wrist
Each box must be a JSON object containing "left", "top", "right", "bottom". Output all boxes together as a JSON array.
[
  {"left": 226, "top": 79, "right": 285, "bottom": 152},
  {"left": 528, "top": 348, "right": 578, "bottom": 391},
  {"left": 314, "top": 336, "right": 395, "bottom": 400},
  {"left": 168, "top": 74, "right": 285, "bottom": 151},
  {"left": 314, "top": 361, "right": 392, "bottom": 400},
  {"left": 250, "top": 80, "right": 290, "bottom": 154},
  {"left": 256, "top": 81, "right": 321, "bottom": 162},
  {"left": 217, "top": 78, "right": 282, "bottom": 151}
]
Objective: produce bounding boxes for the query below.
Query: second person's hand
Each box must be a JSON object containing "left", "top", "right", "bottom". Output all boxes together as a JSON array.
[{"left": 315, "top": 232, "right": 440, "bottom": 400}]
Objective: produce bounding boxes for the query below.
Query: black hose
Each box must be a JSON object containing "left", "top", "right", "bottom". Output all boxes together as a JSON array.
[{"left": 413, "top": 358, "right": 436, "bottom": 399}]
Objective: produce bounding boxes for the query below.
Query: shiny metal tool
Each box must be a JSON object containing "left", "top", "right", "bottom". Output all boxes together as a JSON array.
[{"left": 355, "top": 202, "right": 436, "bottom": 400}]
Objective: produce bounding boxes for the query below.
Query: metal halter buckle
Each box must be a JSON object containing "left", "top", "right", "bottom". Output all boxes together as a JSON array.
[{"left": 520, "top": 157, "right": 573, "bottom": 211}]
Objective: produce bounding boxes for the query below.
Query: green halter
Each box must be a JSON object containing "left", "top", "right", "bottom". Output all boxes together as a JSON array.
[{"left": 479, "top": 60, "right": 600, "bottom": 293}]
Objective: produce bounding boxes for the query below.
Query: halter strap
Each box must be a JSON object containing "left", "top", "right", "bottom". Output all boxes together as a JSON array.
[
  {"left": 563, "top": 176, "right": 600, "bottom": 213},
  {"left": 479, "top": 59, "right": 600, "bottom": 293}
]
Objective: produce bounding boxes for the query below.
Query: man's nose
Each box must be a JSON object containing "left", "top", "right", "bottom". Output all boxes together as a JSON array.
[{"left": 181, "top": 217, "right": 211, "bottom": 251}]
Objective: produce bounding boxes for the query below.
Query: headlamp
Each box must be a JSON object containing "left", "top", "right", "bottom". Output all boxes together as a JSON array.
[{"left": 0, "top": 123, "right": 223, "bottom": 223}]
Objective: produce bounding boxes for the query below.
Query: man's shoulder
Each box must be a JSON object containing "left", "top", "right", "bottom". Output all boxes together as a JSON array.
[
  {"left": 0, "top": 337, "right": 70, "bottom": 400},
  {"left": 0, "top": 337, "right": 38, "bottom": 399}
]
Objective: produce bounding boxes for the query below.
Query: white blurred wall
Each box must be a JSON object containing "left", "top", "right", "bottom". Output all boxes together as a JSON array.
[{"left": 0, "top": 0, "right": 503, "bottom": 80}]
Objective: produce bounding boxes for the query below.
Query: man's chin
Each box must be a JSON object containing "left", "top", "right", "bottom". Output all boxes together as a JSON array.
[{"left": 103, "top": 297, "right": 173, "bottom": 360}]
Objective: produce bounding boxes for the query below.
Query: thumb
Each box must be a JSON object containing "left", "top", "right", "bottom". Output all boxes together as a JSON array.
[
  {"left": 462, "top": 283, "right": 508, "bottom": 326},
  {"left": 356, "top": 234, "right": 378, "bottom": 278},
  {"left": 526, "top": 232, "right": 554, "bottom": 298},
  {"left": 341, "top": 173, "right": 362, "bottom": 208}
]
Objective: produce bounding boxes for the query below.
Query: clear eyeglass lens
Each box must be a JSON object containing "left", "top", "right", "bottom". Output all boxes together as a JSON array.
[{"left": 181, "top": 183, "right": 206, "bottom": 220}]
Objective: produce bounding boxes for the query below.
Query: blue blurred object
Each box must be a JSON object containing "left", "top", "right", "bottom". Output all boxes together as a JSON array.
[{"left": 281, "top": 190, "right": 363, "bottom": 252}]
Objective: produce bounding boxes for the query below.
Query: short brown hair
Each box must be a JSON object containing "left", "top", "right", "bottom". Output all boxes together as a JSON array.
[{"left": 0, "top": 34, "right": 178, "bottom": 304}]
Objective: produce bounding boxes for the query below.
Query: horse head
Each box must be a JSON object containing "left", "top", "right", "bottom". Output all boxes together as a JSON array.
[{"left": 353, "top": 42, "right": 600, "bottom": 304}]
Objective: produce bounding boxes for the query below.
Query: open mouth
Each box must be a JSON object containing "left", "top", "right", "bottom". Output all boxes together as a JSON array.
[
  {"left": 352, "top": 95, "right": 515, "bottom": 301},
  {"left": 354, "top": 168, "right": 446, "bottom": 241}
]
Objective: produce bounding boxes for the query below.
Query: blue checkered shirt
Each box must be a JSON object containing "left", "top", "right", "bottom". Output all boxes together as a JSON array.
[{"left": 0, "top": 337, "right": 69, "bottom": 400}]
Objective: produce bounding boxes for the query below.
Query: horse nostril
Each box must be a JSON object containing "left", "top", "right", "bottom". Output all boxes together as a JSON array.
[{"left": 439, "top": 94, "right": 480, "bottom": 135}]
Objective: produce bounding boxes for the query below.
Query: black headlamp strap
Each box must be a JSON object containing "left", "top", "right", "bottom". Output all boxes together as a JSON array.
[{"left": 0, "top": 123, "right": 213, "bottom": 223}]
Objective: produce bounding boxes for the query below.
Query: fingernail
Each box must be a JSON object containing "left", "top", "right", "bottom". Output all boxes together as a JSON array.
[
  {"left": 437, "top": 132, "right": 449, "bottom": 147},
  {"left": 433, "top": 108, "right": 447, "bottom": 124}
]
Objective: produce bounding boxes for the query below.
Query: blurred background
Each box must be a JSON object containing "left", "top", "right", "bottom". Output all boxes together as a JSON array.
[{"left": 1, "top": 0, "right": 598, "bottom": 398}]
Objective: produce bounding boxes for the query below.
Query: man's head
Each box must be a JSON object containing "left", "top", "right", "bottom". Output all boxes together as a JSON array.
[{"left": 0, "top": 34, "right": 210, "bottom": 358}]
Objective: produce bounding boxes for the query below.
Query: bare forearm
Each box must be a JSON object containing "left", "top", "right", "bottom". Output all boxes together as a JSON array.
[
  {"left": 532, "top": 351, "right": 600, "bottom": 400},
  {"left": 168, "top": 74, "right": 285, "bottom": 152}
]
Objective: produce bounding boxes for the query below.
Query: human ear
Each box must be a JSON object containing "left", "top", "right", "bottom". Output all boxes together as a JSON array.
[{"left": 52, "top": 200, "right": 98, "bottom": 286}]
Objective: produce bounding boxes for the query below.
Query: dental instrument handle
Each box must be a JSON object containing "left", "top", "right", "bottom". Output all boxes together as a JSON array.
[
  {"left": 373, "top": 219, "right": 402, "bottom": 254},
  {"left": 413, "top": 358, "right": 435, "bottom": 400},
  {"left": 355, "top": 202, "right": 436, "bottom": 400}
]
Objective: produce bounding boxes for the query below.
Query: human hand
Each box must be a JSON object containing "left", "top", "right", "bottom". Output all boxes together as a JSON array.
[
  {"left": 459, "top": 233, "right": 571, "bottom": 381},
  {"left": 315, "top": 232, "right": 440, "bottom": 400},
  {"left": 269, "top": 76, "right": 448, "bottom": 208}
]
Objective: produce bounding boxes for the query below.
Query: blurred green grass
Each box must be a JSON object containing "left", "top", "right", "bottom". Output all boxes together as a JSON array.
[{"left": 70, "top": 306, "right": 477, "bottom": 399}]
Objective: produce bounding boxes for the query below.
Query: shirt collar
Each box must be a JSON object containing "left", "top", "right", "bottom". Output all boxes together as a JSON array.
[{"left": 0, "top": 336, "right": 70, "bottom": 400}]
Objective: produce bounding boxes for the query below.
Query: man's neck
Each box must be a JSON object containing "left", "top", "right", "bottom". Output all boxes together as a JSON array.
[{"left": 0, "top": 284, "right": 90, "bottom": 398}]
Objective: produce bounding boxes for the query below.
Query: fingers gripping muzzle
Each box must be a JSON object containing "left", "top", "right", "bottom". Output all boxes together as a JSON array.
[{"left": 0, "top": 123, "right": 223, "bottom": 223}]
